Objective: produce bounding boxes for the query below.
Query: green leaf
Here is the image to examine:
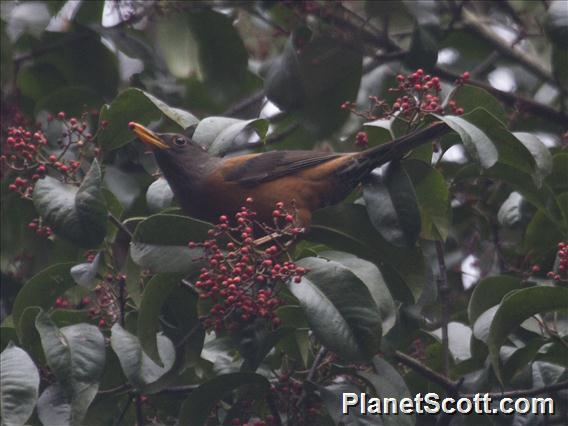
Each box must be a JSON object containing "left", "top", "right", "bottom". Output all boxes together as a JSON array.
[
  {"left": 405, "top": 24, "right": 439, "bottom": 71},
  {"left": 265, "top": 27, "right": 362, "bottom": 135},
  {"left": 0, "top": 343, "right": 40, "bottom": 426},
  {"left": 450, "top": 84, "right": 506, "bottom": 123},
  {"left": 488, "top": 286, "right": 568, "bottom": 383},
  {"left": 406, "top": 160, "right": 451, "bottom": 240},
  {"left": 545, "top": 0, "right": 568, "bottom": 48},
  {"left": 177, "top": 373, "right": 270, "bottom": 426},
  {"left": 309, "top": 204, "right": 427, "bottom": 302},
  {"left": 467, "top": 275, "right": 526, "bottom": 325},
  {"left": 137, "top": 274, "right": 180, "bottom": 366},
  {"left": 70, "top": 252, "right": 102, "bottom": 289},
  {"left": 193, "top": 116, "right": 269, "bottom": 156},
  {"left": 357, "top": 356, "right": 414, "bottom": 426},
  {"left": 18, "top": 307, "right": 45, "bottom": 365},
  {"left": 154, "top": 13, "right": 199, "bottom": 78},
  {"left": 98, "top": 88, "right": 198, "bottom": 151},
  {"left": 12, "top": 263, "right": 75, "bottom": 338},
  {"left": 33, "top": 160, "right": 107, "bottom": 247},
  {"left": 35, "top": 312, "right": 105, "bottom": 425},
  {"left": 319, "top": 251, "right": 396, "bottom": 335},
  {"left": 145, "top": 178, "right": 174, "bottom": 213},
  {"left": 130, "top": 213, "right": 211, "bottom": 273},
  {"left": 292, "top": 257, "right": 382, "bottom": 362},
  {"left": 110, "top": 323, "right": 175, "bottom": 391},
  {"left": 363, "top": 162, "right": 421, "bottom": 248},
  {"left": 35, "top": 86, "right": 104, "bottom": 118},
  {"left": 240, "top": 326, "right": 294, "bottom": 372},
  {"left": 546, "top": 153, "right": 568, "bottom": 194},
  {"left": 513, "top": 132, "right": 552, "bottom": 188}
]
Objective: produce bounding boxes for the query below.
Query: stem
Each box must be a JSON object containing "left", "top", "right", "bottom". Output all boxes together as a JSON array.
[
  {"left": 135, "top": 395, "right": 144, "bottom": 426},
  {"left": 266, "top": 393, "right": 283, "bottom": 426},
  {"left": 118, "top": 275, "right": 126, "bottom": 327},
  {"left": 108, "top": 213, "right": 133, "bottom": 238},
  {"left": 394, "top": 350, "right": 461, "bottom": 395},
  {"left": 113, "top": 395, "right": 133, "bottom": 426},
  {"left": 435, "top": 240, "right": 451, "bottom": 376},
  {"left": 434, "top": 66, "right": 568, "bottom": 127},
  {"left": 462, "top": 380, "right": 568, "bottom": 400},
  {"left": 307, "top": 347, "right": 326, "bottom": 382},
  {"left": 461, "top": 8, "right": 558, "bottom": 88}
]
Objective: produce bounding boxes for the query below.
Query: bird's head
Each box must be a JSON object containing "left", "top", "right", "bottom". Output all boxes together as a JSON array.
[{"left": 129, "top": 122, "right": 215, "bottom": 194}]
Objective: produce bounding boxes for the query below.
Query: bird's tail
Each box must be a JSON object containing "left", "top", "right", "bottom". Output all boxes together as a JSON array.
[{"left": 336, "top": 121, "right": 450, "bottom": 183}]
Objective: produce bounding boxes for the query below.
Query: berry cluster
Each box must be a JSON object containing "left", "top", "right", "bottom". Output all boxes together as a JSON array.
[
  {"left": 343, "top": 69, "right": 469, "bottom": 148},
  {"left": 27, "top": 218, "right": 53, "bottom": 238},
  {"left": 541, "top": 241, "right": 568, "bottom": 282},
  {"left": 88, "top": 273, "right": 127, "bottom": 329},
  {"left": 191, "top": 200, "right": 307, "bottom": 333},
  {"left": 2, "top": 111, "right": 97, "bottom": 197}
]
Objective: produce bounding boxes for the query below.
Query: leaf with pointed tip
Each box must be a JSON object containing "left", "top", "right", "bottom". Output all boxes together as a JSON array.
[
  {"left": 193, "top": 116, "right": 269, "bottom": 156},
  {"left": 35, "top": 312, "right": 105, "bottom": 425},
  {"left": 130, "top": 214, "right": 210, "bottom": 273},
  {"left": 488, "top": 286, "right": 568, "bottom": 384},
  {"left": 145, "top": 178, "right": 174, "bottom": 213},
  {"left": 291, "top": 257, "right": 382, "bottom": 362},
  {"left": 363, "top": 162, "right": 421, "bottom": 248},
  {"left": 178, "top": 373, "right": 270, "bottom": 426},
  {"left": 12, "top": 262, "right": 75, "bottom": 338},
  {"left": 0, "top": 343, "right": 40, "bottom": 426},
  {"left": 98, "top": 88, "right": 198, "bottom": 151},
  {"left": 33, "top": 160, "right": 107, "bottom": 247},
  {"left": 70, "top": 252, "right": 102, "bottom": 289},
  {"left": 110, "top": 323, "right": 175, "bottom": 392}
]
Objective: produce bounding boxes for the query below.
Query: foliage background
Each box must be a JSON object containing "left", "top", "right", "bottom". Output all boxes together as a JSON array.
[{"left": 1, "top": 1, "right": 567, "bottom": 425}]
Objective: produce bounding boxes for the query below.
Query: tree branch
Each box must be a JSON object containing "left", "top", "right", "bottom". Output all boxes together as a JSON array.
[
  {"left": 394, "top": 350, "right": 461, "bottom": 395},
  {"left": 463, "top": 379, "right": 568, "bottom": 400},
  {"left": 108, "top": 213, "right": 133, "bottom": 238},
  {"left": 435, "top": 240, "right": 451, "bottom": 376},
  {"left": 434, "top": 66, "right": 568, "bottom": 127},
  {"left": 461, "top": 8, "right": 558, "bottom": 88}
]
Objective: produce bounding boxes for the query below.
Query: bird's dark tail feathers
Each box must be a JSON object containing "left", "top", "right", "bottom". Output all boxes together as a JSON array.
[{"left": 336, "top": 121, "right": 451, "bottom": 183}]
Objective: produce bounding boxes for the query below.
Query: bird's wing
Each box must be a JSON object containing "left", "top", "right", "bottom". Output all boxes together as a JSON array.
[{"left": 223, "top": 150, "right": 342, "bottom": 186}]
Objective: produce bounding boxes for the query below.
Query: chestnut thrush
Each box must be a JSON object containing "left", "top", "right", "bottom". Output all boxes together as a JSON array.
[{"left": 130, "top": 122, "right": 448, "bottom": 226}]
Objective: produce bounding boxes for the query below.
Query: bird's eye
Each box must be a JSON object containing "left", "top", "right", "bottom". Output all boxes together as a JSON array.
[{"left": 174, "top": 137, "right": 187, "bottom": 146}]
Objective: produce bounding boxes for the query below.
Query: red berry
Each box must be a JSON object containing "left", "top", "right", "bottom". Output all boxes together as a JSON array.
[
  {"left": 531, "top": 265, "right": 541, "bottom": 273},
  {"left": 57, "top": 112, "right": 65, "bottom": 120},
  {"left": 48, "top": 155, "right": 57, "bottom": 162}
]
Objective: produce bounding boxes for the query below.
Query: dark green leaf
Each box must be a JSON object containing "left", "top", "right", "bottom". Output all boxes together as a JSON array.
[
  {"left": 137, "top": 274, "right": 180, "bottom": 366},
  {"left": 546, "top": 153, "right": 568, "bottom": 193},
  {"left": 488, "top": 286, "right": 568, "bottom": 383},
  {"left": 309, "top": 204, "right": 427, "bottom": 302},
  {"left": 12, "top": 263, "right": 75, "bottom": 338},
  {"left": 70, "top": 252, "right": 102, "bottom": 289},
  {"left": 363, "top": 162, "right": 421, "bottom": 248},
  {"left": 467, "top": 275, "right": 526, "bottom": 325},
  {"left": 240, "top": 326, "right": 294, "bottom": 372},
  {"left": 406, "top": 160, "right": 451, "bottom": 240},
  {"left": 98, "top": 88, "right": 198, "bottom": 151},
  {"left": 450, "top": 84, "right": 506, "bottom": 123},
  {"left": 110, "top": 323, "right": 175, "bottom": 391},
  {"left": 265, "top": 27, "right": 362, "bottom": 135},
  {"left": 356, "top": 356, "right": 414, "bottom": 426},
  {"left": 405, "top": 24, "right": 439, "bottom": 71},
  {"left": 130, "top": 214, "right": 210, "bottom": 273},
  {"left": 292, "top": 257, "right": 382, "bottom": 362},
  {"left": 35, "top": 312, "right": 105, "bottom": 425},
  {"left": 0, "top": 343, "right": 40, "bottom": 426},
  {"left": 33, "top": 160, "right": 107, "bottom": 247},
  {"left": 145, "top": 178, "right": 174, "bottom": 213},
  {"left": 35, "top": 86, "right": 104, "bottom": 118},
  {"left": 319, "top": 251, "right": 396, "bottom": 335},
  {"left": 178, "top": 373, "right": 270, "bottom": 426},
  {"left": 545, "top": 0, "right": 568, "bottom": 48},
  {"left": 193, "top": 116, "right": 269, "bottom": 156}
]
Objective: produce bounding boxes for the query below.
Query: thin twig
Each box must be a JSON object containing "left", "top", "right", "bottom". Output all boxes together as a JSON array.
[
  {"left": 462, "top": 379, "right": 568, "bottom": 400},
  {"left": 135, "top": 395, "right": 144, "bottom": 426},
  {"left": 435, "top": 240, "right": 451, "bottom": 377},
  {"left": 223, "top": 90, "right": 266, "bottom": 117},
  {"left": 434, "top": 66, "right": 568, "bottom": 127},
  {"left": 393, "top": 350, "right": 461, "bottom": 395},
  {"left": 118, "top": 275, "right": 126, "bottom": 326},
  {"left": 108, "top": 213, "right": 133, "bottom": 238},
  {"left": 113, "top": 395, "right": 133, "bottom": 426}
]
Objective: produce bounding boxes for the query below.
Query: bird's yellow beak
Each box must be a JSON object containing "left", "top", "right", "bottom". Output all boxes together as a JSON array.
[{"left": 129, "top": 122, "right": 169, "bottom": 150}]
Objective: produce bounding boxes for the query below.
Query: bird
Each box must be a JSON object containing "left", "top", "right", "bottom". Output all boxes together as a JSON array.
[{"left": 129, "top": 121, "right": 448, "bottom": 227}]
